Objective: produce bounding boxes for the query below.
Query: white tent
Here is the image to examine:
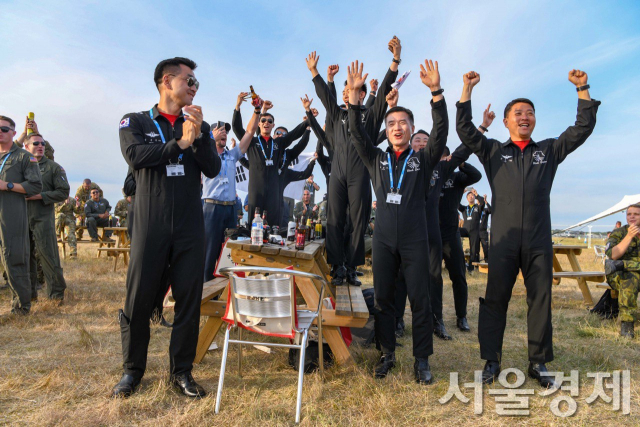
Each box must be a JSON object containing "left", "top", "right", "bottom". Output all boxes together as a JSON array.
[{"left": 560, "top": 194, "right": 640, "bottom": 232}]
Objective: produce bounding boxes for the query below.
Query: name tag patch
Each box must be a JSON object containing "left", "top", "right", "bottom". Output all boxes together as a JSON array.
[{"left": 166, "top": 164, "right": 185, "bottom": 177}]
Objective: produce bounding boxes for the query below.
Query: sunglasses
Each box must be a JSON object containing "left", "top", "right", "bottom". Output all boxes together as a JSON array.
[
  {"left": 31, "top": 141, "right": 43, "bottom": 146},
  {"left": 167, "top": 74, "right": 200, "bottom": 90},
  {"left": 0, "top": 126, "right": 14, "bottom": 133},
  {"left": 275, "top": 130, "right": 287, "bottom": 136},
  {"left": 91, "top": 191, "right": 99, "bottom": 194},
  {"left": 260, "top": 118, "right": 274, "bottom": 124}
]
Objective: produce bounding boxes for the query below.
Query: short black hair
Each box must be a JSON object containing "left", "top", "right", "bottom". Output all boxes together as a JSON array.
[
  {"left": 344, "top": 80, "right": 367, "bottom": 93},
  {"left": 410, "top": 129, "right": 430, "bottom": 143},
  {"left": 385, "top": 106, "right": 414, "bottom": 125},
  {"left": 274, "top": 126, "right": 288, "bottom": 134},
  {"left": 260, "top": 113, "right": 274, "bottom": 121},
  {"left": 0, "top": 115, "right": 15, "bottom": 128},
  {"left": 442, "top": 146, "right": 450, "bottom": 156},
  {"left": 504, "top": 98, "right": 535, "bottom": 118},
  {"left": 83, "top": 178, "right": 92, "bottom": 184},
  {"left": 154, "top": 57, "right": 197, "bottom": 88}
]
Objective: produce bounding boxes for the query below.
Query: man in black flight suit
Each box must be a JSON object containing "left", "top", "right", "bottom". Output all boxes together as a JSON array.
[
  {"left": 456, "top": 69, "right": 600, "bottom": 387},
  {"left": 348, "top": 59, "right": 448, "bottom": 384},
  {"left": 477, "top": 192, "right": 491, "bottom": 261},
  {"left": 114, "top": 57, "right": 221, "bottom": 398},
  {"left": 459, "top": 190, "right": 482, "bottom": 272}
]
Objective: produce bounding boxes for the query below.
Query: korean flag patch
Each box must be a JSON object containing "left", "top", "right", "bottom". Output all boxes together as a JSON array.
[{"left": 119, "top": 118, "right": 130, "bottom": 129}]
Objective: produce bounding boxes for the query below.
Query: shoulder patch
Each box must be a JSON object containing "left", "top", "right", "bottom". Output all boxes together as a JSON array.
[
  {"left": 30, "top": 156, "right": 38, "bottom": 163},
  {"left": 120, "top": 118, "right": 130, "bottom": 129}
]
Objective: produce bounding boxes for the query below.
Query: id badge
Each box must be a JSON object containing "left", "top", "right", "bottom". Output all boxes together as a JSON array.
[
  {"left": 467, "top": 216, "right": 472, "bottom": 220},
  {"left": 166, "top": 164, "right": 185, "bottom": 177},
  {"left": 386, "top": 193, "right": 402, "bottom": 205},
  {"left": 265, "top": 160, "right": 274, "bottom": 166},
  {"left": 220, "top": 177, "right": 229, "bottom": 184}
]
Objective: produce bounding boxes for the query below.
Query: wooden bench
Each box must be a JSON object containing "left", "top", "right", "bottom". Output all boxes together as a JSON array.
[{"left": 57, "top": 226, "right": 114, "bottom": 259}]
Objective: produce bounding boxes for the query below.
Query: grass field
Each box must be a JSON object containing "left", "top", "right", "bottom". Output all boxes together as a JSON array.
[{"left": 0, "top": 238, "right": 638, "bottom": 426}]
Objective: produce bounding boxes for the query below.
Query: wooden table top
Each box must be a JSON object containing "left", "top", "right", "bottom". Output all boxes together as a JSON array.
[
  {"left": 227, "top": 238, "right": 325, "bottom": 260},
  {"left": 553, "top": 244, "right": 587, "bottom": 250}
]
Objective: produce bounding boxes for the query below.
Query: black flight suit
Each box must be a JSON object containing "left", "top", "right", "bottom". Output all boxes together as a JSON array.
[
  {"left": 119, "top": 105, "right": 220, "bottom": 379},
  {"left": 477, "top": 195, "right": 491, "bottom": 261},
  {"left": 232, "top": 110, "right": 308, "bottom": 226},
  {"left": 459, "top": 200, "right": 482, "bottom": 272},
  {"left": 349, "top": 98, "right": 448, "bottom": 358},
  {"left": 456, "top": 98, "right": 600, "bottom": 363},
  {"left": 27, "top": 156, "right": 69, "bottom": 300},
  {"left": 0, "top": 144, "right": 42, "bottom": 312},
  {"left": 312, "top": 67, "right": 397, "bottom": 269},
  {"left": 438, "top": 163, "right": 482, "bottom": 319}
]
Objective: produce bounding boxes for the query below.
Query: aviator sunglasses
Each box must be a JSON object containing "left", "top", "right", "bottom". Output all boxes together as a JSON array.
[
  {"left": 0, "top": 126, "right": 15, "bottom": 133},
  {"left": 260, "top": 118, "right": 274, "bottom": 124},
  {"left": 166, "top": 74, "right": 200, "bottom": 90}
]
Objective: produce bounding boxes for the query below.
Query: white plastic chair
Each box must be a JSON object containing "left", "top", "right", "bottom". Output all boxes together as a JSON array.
[
  {"left": 215, "top": 266, "right": 326, "bottom": 424},
  {"left": 594, "top": 245, "right": 606, "bottom": 264}
]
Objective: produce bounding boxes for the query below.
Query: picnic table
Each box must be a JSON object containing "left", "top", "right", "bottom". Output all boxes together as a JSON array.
[
  {"left": 192, "top": 238, "right": 369, "bottom": 366},
  {"left": 97, "top": 227, "right": 130, "bottom": 271},
  {"left": 473, "top": 244, "right": 606, "bottom": 307}
]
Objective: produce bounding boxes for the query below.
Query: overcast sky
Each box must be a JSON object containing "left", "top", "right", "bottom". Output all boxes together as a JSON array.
[{"left": 3, "top": 0, "right": 639, "bottom": 231}]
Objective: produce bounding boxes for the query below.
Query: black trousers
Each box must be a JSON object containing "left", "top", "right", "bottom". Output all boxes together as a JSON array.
[
  {"left": 326, "top": 171, "right": 371, "bottom": 268},
  {"left": 120, "top": 209, "right": 205, "bottom": 378},
  {"left": 427, "top": 227, "right": 444, "bottom": 321},
  {"left": 478, "top": 244, "right": 554, "bottom": 364},
  {"left": 480, "top": 231, "right": 489, "bottom": 261},
  {"left": 373, "top": 236, "right": 433, "bottom": 358},
  {"left": 439, "top": 228, "right": 468, "bottom": 318},
  {"left": 394, "top": 267, "right": 407, "bottom": 321},
  {"left": 468, "top": 229, "right": 481, "bottom": 271}
]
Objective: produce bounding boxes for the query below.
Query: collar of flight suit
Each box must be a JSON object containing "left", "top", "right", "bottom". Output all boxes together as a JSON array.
[
  {"left": 500, "top": 138, "right": 540, "bottom": 149},
  {"left": 384, "top": 145, "right": 412, "bottom": 162},
  {"left": 150, "top": 104, "right": 185, "bottom": 123}
]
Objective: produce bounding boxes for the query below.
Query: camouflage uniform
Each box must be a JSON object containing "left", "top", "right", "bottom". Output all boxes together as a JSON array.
[
  {"left": 74, "top": 182, "right": 102, "bottom": 239},
  {"left": 606, "top": 225, "right": 640, "bottom": 322},
  {"left": 55, "top": 197, "right": 81, "bottom": 256},
  {"left": 114, "top": 198, "right": 131, "bottom": 228}
]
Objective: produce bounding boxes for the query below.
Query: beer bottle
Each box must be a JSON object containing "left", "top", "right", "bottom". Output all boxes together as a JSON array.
[
  {"left": 295, "top": 215, "right": 306, "bottom": 250},
  {"left": 250, "top": 85, "right": 260, "bottom": 108}
]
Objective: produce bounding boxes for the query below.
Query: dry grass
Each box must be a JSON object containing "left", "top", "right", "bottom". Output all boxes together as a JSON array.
[{"left": 1, "top": 238, "right": 639, "bottom": 426}]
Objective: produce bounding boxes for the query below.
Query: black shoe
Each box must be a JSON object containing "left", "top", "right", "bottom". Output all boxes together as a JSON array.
[
  {"left": 374, "top": 353, "right": 395, "bottom": 379},
  {"left": 433, "top": 319, "right": 452, "bottom": 340},
  {"left": 10, "top": 307, "right": 29, "bottom": 316},
  {"left": 456, "top": 317, "right": 470, "bottom": 332},
  {"left": 111, "top": 374, "right": 141, "bottom": 398},
  {"left": 90, "top": 238, "right": 99, "bottom": 242},
  {"left": 605, "top": 259, "right": 624, "bottom": 276},
  {"left": 171, "top": 372, "right": 206, "bottom": 398},
  {"left": 620, "top": 321, "right": 635, "bottom": 338},
  {"left": 528, "top": 363, "right": 558, "bottom": 389},
  {"left": 395, "top": 318, "right": 405, "bottom": 338},
  {"left": 346, "top": 267, "right": 362, "bottom": 286},
  {"left": 414, "top": 358, "right": 433, "bottom": 385},
  {"left": 331, "top": 265, "right": 347, "bottom": 286},
  {"left": 482, "top": 360, "right": 500, "bottom": 384},
  {"left": 355, "top": 270, "right": 364, "bottom": 277}
]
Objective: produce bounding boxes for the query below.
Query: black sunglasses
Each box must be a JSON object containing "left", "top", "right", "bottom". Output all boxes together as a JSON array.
[
  {"left": 167, "top": 74, "right": 200, "bottom": 90},
  {"left": 275, "top": 130, "right": 287, "bottom": 136},
  {"left": 31, "top": 141, "right": 43, "bottom": 146},
  {"left": 260, "top": 118, "right": 274, "bottom": 124},
  {"left": 0, "top": 126, "right": 14, "bottom": 133}
]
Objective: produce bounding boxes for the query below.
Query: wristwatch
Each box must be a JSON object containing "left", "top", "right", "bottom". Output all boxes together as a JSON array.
[
  {"left": 392, "top": 58, "right": 401, "bottom": 64},
  {"left": 7, "top": 182, "right": 14, "bottom": 191}
]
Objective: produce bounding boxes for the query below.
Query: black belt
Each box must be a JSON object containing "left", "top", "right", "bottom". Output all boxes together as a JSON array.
[{"left": 204, "top": 199, "right": 235, "bottom": 206}]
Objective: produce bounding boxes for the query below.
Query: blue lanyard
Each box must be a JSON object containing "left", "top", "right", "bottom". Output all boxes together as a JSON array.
[
  {"left": 150, "top": 109, "right": 183, "bottom": 162},
  {"left": 387, "top": 149, "right": 413, "bottom": 193},
  {"left": 467, "top": 205, "right": 475, "bottom": 217},
  {"left": 0, "top": 152, "right": 11, "bottom": 174},
  {"left": 257, "top": 135, "right": 274, "bottom": 161}
]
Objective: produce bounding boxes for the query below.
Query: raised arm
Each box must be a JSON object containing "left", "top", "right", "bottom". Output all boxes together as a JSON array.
[
  {"left": 327, "top": 64, "right": 340, "bottom": 101},
  {"left": 365, "top": 79, "right": 378, "bottom": 109},
  {"left": 457, "top": 162, "right": 482, "bottom": 187},
  {"left": 419, "top": 59, "right": 449, "bottom": 169},
  {"left": 456, "top": 72, "right": 493, "bottom": 163},
  {"left": 365, "top": 37, "right": 401, "bottom": 138},
  {"left": 284, "top": 155, "right": 317, "bottom": 185},
  {"left": 306, "top": 105, "right": 333, "bottom": 155},
  {"left": 238, "top": 100, "right": 261, "bottom": 155},
  {"left": 553, "top": 70, "right": 600, "bottom": 163},
  {"left": 232, "top": 92, "right": 249, "bottom": 140},
  {"left": 307, "top": 52, "right": 341, "bottom": 121},
  {"left": 347, "top": 61, "right": 381, "bottom": 172}
]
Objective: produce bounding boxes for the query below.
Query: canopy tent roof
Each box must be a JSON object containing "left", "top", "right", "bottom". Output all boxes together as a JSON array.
[{"left": 559, "top": 194, "right": 640, "bottom": 233}]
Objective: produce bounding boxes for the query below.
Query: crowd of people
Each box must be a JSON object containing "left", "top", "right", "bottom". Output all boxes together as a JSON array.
[{"left": 6, "top": 36, "right": 640, "bottom": 404}]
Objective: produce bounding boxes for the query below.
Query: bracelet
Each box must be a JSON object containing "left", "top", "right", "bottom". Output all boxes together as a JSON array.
[
  {"left": 479, "top": 125, "right": 489, "bottom": 133},
  {"left": 431, "top": 88, "right": 444, "bottom": 96},
  {"left": 254, "top": 109, "right": 261, "bottom": 114},
  {"left": 392, "top": 58, "right": 401, "bottom": 64},
  {"left": 576, "top": 84, "right": 590, "bottom": 92}
]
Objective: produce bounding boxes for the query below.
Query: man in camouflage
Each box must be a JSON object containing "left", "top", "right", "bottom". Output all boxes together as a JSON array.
[
  {"left": 55, "top": 197, "right": 81, "bottom": 257},
  {"left": 115, "top": 194, "right": 132, "bottom": 228},
  {"left": 75, "top": 179, "right": 103, "bottom": 239},
  {"left": 605, "top": 204, "right": 640, "bottom": 338}
]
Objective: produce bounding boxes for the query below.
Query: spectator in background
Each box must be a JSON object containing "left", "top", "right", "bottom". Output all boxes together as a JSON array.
[
  {"left": 235, "top": 193, "right": 243, "bottom": 225},
  {"left": 84, "top": 189, "right": 112, "bottom": 241},
  {"left": 303, "top": 174, "right": 320, "bottom": 205},
  {"left": 294, "top": 189, "right": 318, "bottom": 221},
  {"left": 15, "top": 116, "right": 55, "bottom": 160},
  {"left": 75, "top": 178, "right": 103, "bottom": 239}
]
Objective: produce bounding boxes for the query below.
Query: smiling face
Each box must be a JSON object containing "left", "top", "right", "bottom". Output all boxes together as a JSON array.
[
  {"left": 504, "top": 102, "right": 536, "bottom": 141},
  {"left": 165, "top": 64, "right": 198, "bottom": 107},
  {"left": 467, "top": 193, "right": 476, "bottom": 204},
  {"left": 411, "top": 133, "right": 429, "bottom": 151},
  {"left": 259, "top": 115, "right": 274, "bottom": 136},
  {"left": 90, "top": 190, "right": 100, "bottom": 202},
  {"left": 627, "top": 206, "right": 640, "bottom": 227},
  {"left": 385, "top": 111, "right": 414, "bottom": 151}
]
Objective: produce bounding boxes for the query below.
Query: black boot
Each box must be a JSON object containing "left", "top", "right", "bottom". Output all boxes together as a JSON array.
[
  {"left": 331, "top": 265, "right": 347, "bottom": 286},
  {"left": 481, "top": 360, "right": 500, "bottom": 384},
  {"left": 171, "top": 372, "right": 207, "bottom": 398},
  {"left": 528, "top": 362, "right": 558, "bottom": 389},
  {"left": 456, "top": 317, "right": 470, "bottom": 332},
  {"left": 433, "top": 319, "right": 452, "bottom": 340},
  {"left": 111, "top": 374, "right": 141, "bottom": 398},
  {"left": 346, "top": 266, "right": 362, "bottom": 286},
  {"left": 605, "top": 259, "right": 624, "bottom": 276},
  {"left": 395, "top": 318, "right": 405, "bottom": 338},
  {"left": 374, "top": 353, "right": 396, "bottom": 379},
  {"left": 414, "top": 358, "right": 433, "bottom": 385},
  {"left": 620, "top": 321, "right": 635, "bottom": 338}
]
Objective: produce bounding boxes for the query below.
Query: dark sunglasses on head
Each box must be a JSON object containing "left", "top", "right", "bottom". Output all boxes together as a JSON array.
[
  {"left": 0, "top": 126, "right": 14, "bottom": 133},
  {"left": 260, "top": 118, "right": 274, "bottom": 124}
]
